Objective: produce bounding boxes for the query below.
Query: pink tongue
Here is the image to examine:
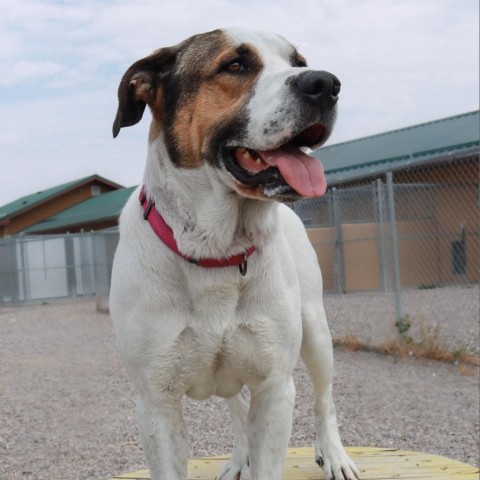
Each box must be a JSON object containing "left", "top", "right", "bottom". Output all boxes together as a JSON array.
[{"left": 258, "top": 144, "right": 327, "bottom": 197}]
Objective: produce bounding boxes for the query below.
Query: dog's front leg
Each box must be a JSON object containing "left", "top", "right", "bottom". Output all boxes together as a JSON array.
[
  {"left": 136, "top": 394, "right": 188, "bottom": 480},
  {"left": 301, "top": 304, "right": 360, "bottom": 480},
  {"left": 216, "top": 391, "right": 250, "bottom": 480},
  {"left": 247, "top": 378, "right": 295, "bottom": 479}
]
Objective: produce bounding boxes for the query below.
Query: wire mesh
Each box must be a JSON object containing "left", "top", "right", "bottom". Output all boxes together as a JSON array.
[
  {"left": 0, "top": 157, "right": 478, "bottom": 340},
  {"left": 292, "top": 156, "right": 479, "bottom": 343},
  {"left": 0, "top": 230, "right": 119, "bottom": 305}
]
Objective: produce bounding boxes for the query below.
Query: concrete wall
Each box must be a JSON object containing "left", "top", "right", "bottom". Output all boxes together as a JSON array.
[
  {"left": 306, "top": 227, "right": 336, "bottom": 291},
  {"left": 307, "top": 203, "right": 478, "bottom": 292}
]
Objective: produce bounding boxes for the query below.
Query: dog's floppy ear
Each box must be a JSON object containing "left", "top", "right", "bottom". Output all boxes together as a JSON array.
[{"left": 112, "top": 46, "right": 178, "bottom": 138}]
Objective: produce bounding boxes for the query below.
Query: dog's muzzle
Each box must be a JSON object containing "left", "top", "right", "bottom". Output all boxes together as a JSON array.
[{"left": 223, "top": 69, "right": 340, "bottom": 201}]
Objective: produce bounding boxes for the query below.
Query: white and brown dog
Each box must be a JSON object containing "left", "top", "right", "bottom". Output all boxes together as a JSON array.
[{"left": 110, "top": 27, "right": 359, "bottom": 480}]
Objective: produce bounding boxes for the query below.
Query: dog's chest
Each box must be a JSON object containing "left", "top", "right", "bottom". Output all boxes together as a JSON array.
[{"left": 150, "top": 268, "right": 302, "bottom": 400}]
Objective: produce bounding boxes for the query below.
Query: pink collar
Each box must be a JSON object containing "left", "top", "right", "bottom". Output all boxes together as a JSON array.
[{"left": 139, "top": 187, "right": 256, "bottom": 276}]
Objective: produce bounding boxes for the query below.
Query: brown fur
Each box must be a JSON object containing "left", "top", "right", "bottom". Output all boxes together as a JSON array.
[
  {"left": 170, "top": 76, "right": 253, "bottom": 168},
  {"left": 115, "top": 30, "right": 266, "bottom": 169},
  {"left": 153, "top": 34, "right": 263, "bottom": 168},
  {"left": 148, "top": 88, "right": 165, "bottom": 142}
]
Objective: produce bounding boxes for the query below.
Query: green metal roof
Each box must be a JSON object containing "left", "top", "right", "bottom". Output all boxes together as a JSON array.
[
  {"left": 24, "top": 186, "right": 136, "bottom": 233},
  {"left": 316, "top": 110, "right": 480, "bottom": 184},
  {"left": 0, "top": 174, "right": 123, "bottom": 221}
]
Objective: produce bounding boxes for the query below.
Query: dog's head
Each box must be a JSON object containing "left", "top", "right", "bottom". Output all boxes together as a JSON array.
[{"left": 113, "top": 27, "right": 340, "bottom": 202}]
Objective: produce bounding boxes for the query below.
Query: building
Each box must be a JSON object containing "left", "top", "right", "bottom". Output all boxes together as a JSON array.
[
  {"left": 0, "top": 175, "right": 124, "bottom": 237},
  {"left": 24, "top": 187, "right": 136, "bottom": 234}
]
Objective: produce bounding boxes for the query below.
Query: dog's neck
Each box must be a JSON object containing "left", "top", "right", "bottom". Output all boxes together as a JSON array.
[{"left": 143, "top": 136, "right": 279, "bottom": 259}]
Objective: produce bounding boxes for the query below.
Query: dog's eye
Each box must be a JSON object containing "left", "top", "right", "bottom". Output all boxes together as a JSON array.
[{"left": 224, "top": 60, "right": 248, "bottom": 73}]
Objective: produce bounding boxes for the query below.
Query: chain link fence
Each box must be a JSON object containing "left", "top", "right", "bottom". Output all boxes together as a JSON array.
[
  {"left": 0, "top": 230, "right": 119, "bottom": 310},
  {"left": 292, "top": 156, "right": 479, "bottom": 354},
  {"left": 0, "top": 157, "right": 478, "bottom": 353},
  {"left": 294, "top": 165, "right": 478, "bottom": 291}
]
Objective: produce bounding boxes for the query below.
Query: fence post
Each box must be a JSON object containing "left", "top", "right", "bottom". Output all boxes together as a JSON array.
[
  {"left": 8, "top": 238, "right": 17, "bottom": 303},
  {"left": 332, "top": 188, "right": 345, "bottom": 293},
  {"left": 376, "top": 179, "right": 388, "bottom": 291},
  {"left": 386, "top": 172, "right": 403, "bottom": 320},
  {"left": 65, "top": 233, "right": 77, "bottom": 298},
  {"left": 79, "top": 229, "right": 92, "bottom": 295},
  {"left": 19, "top": 234, "right": 29, "bottom": 302}
]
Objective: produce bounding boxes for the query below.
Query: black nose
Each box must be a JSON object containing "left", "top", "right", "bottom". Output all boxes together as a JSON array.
[{"left": 293, "top": 70, "right": 341, "bottom": 106}]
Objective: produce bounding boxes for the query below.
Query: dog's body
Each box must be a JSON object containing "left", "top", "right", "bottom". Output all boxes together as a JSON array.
[{"left": 110, "top": 27, "right": 359, "bottom": 480}]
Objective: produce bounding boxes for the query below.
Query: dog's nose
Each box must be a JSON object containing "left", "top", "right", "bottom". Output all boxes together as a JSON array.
[{"left": 293, "top": 70, "right": 341, "bottom": 106}]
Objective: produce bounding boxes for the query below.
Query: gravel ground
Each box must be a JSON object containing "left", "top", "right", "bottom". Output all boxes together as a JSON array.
[
  {"left": 325, "top": 285, "right": 480, "bottom": 355},
  {"left": 0, "top": 298, "right": 478, "bottom": 480}
]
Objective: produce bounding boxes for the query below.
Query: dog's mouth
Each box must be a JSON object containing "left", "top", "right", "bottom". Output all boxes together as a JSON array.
[{"left": 224, "top": 123, "right": 328, "bottom": 199}]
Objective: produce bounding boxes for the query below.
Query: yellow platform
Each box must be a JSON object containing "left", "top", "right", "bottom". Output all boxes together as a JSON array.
[{"left": 110, "top": 446, "right": 479, "bottom": 479}]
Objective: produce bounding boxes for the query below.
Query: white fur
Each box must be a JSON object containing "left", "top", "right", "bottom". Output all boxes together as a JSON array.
[
  {"left": 224, "top": 28, "right": 308, "bottom": 150},
  {"left": 110, "top": 27, "right": 359, "bottom": 480}
]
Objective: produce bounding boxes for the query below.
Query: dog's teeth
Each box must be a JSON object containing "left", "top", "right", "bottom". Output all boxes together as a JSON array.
[{"left": 236, "top": 148, "right": 254, "bottom": 163}]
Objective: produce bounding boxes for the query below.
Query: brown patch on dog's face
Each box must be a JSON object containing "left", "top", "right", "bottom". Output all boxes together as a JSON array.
[
  {"left": 114, "top": 29, "right": 264, "bottom": 168},
  {"left": 148, "top": 88, "right": 166, "bottom": 142},
  {"left": 156, "top": 32, "right": 263, "bottom": 168}
]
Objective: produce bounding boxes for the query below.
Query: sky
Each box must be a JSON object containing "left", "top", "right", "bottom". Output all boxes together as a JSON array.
[{"left": 0, "top": 0, "right": 478, "bottom": 207}]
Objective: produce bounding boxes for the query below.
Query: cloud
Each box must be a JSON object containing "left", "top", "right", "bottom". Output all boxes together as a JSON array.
[
  {"left": 0, "top": 132, "right": 22, "bottom": 146},
  {"left": 1, "top": 60, "right": 64, "bottom": 87},
  {"left": 0, "top": 0, "right": 478, "bottom": 205}
]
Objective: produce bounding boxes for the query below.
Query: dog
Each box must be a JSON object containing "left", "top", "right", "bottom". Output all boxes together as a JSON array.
[{"left": 110, "top": 27, "right": 359, "bottom": 480}]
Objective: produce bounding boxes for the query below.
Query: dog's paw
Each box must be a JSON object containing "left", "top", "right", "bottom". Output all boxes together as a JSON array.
[
  {"left": 216, "top": 459, "right": 250, "bottom": 480},
  {"left": 315, "top": 442, "right": 360, "bottom": 480}
]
